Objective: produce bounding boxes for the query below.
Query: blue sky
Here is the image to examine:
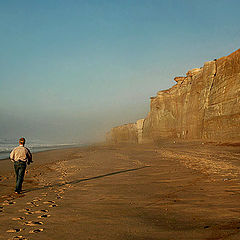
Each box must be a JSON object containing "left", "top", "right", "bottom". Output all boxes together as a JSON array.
[{"left": 0, "top": 0, "right": 239, "bottom": 143}]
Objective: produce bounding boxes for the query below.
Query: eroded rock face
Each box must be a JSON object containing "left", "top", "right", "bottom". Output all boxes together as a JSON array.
[
  {"left": 106, "top": 119, "right": 145, "bottom": 144},
  {"left": 106, "top": 123, "right": 138, "bottom": 144},
  {"left": 143, "top": 49, "right": 240, "bottom": 143},
  {"left": 143, "top": 65, "right": 207, "bottom": 141},
  {"left": 107, "top": 49, "right": 240, "bottom": 143},
  {"left": 136, "top": 119, "right": 145, "bottom": 143},
  {"left": 202, "top": 50, "right": 240, "bottom": 142}
]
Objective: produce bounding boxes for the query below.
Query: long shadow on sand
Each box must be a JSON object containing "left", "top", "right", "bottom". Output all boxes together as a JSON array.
[{"left": 23, "top": 166, "right": 150, "bottom": 193}]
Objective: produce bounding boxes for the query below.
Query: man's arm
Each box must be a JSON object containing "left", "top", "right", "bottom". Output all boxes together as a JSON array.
[
  {"left": 26, "top": 148, "right": 33, "bottom": 164},
  {"left": 10, "top": 149, "right": 15, "bottom": 162}
]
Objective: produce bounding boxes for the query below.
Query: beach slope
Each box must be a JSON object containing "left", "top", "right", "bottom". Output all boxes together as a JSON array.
[{"left": 0, "top": 142, "right": 240, "bottom": 240}]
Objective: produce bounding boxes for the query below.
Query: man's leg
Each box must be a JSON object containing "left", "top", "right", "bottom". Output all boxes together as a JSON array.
[
  {"left": 15, "top": 162, "right": 26, "bottom": 193},
  {"left": 14, "top": 162, "right": 20, "bottom": 192}
]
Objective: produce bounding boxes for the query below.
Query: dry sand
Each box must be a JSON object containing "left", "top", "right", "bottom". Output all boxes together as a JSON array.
[{"left": 0, "top": 141, "right": 240, "bottom": 240}]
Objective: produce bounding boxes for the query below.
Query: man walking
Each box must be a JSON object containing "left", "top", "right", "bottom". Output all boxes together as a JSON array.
[{"left": 10, "top": 138, "right": 32, "bottom": 194}]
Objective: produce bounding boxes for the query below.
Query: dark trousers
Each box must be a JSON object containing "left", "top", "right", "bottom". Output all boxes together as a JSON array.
[{"left": 14, "top": 161, "right": 26, "bottom": 192}]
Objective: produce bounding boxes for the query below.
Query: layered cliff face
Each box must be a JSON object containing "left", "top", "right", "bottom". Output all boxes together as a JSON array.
[
  {"left": 106, "top": 123, "right": 138, "bottom": 144},
  {"left": 143, "top": 63, "right": 214, "bottom": 141},
  {"left": 106, "top": 119, "right": 145, "bottom": 144},
  {"left": 202, "top": 50, "right": 240, "bottom": 142},
  {"left": 107, "top": 49, "right": 240, "bottom": 144}
]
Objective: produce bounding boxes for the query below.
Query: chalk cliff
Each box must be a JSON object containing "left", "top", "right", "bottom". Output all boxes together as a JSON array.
[{"left": 107, "top": 49, "right": 240, "bottom": 144}]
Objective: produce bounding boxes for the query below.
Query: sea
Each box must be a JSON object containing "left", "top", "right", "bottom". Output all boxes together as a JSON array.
[{"left": 0, "top": 138, "right": 81, "bottom": 160}]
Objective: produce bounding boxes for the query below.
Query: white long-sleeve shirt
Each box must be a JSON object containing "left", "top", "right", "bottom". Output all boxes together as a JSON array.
[{"left": 10, "top": 145, "right": 32, "bottom": 162}]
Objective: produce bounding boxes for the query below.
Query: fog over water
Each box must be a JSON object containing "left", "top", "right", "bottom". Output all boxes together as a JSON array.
[{"left": 0, "top": 1, "right": 239, "bottom": 144}]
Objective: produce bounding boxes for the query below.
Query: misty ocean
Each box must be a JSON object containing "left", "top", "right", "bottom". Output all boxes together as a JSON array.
[{"left": 0, "top": 138, "right": 81, "bottom": 160}]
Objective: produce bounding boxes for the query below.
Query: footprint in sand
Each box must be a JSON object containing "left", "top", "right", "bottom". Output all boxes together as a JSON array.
[
  {"left": 29, "top": 228, "right": 44, "bottom": 233},
  {"left": 49, "top": 204, "right": 58, "bottom": 208},
  {"left": 8, "top": 236, "right": 28, "bottom": 240},
  {"left": 12, "top": 217, "right": 25, "bottom": 221},
  {"left": 19, "top": 209, "right": 34, "bottom": 215},
  {"left": 24, "top": 221, "right": 43, "bottom": 226},
  {"left": 18, "top": 208, "right": 31, "bottom": 213},
  {"left": 32, "top": 197, "right": 41, "bottom": 201},
  {"left": 24, "top": 211, "right": 34, "bottom": 215},
  {"left": 32, "top": 204, "right": 39, "bottom": 207},
  {"left": 26, "top": 201, "right": 39, "bottom": 207},
  {"left": 45, "top": 200, "right": 55, "bottom": 203},
  {"left": 43, "top": 200, "right": 55, "bottom": 205},
  {"left": 3, "top": 200, "right": 16, "bottom": 206},
  {"left": 34, "top": 209, "right": 49, "bottom": 214},
  {"left": 37, "top": 214, "right": 50, "bottom": 218},
  {"left": 57, "top": 191, "right": 65, "bottom": 196},
  {"left": 6, "top": 228, "right": 22, "bottom": 233}
]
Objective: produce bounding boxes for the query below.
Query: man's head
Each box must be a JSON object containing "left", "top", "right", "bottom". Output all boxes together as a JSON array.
[{"left": 19, "top": 137, "right": 26, "bottom": 145}]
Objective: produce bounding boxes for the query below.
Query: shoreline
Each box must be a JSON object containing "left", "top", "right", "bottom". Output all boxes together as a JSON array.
[
  {"left": 0, "top": 143, "right": 86, "bottom": 161},
  {"left": 1, "top": 142, "right": 240, "bottom": 239},
  {"left": 0, "top": 145, "right": 93, "bottom": 176}
]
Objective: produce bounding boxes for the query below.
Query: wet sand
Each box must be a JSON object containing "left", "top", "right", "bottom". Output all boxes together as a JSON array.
[{"left": 0, "top": 141, "right": 240, "bottom": 240}]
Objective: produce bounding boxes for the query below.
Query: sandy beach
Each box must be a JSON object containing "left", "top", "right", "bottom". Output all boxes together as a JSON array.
[{"left": 0, "top": 141, "right": 240, "bottom": 240}]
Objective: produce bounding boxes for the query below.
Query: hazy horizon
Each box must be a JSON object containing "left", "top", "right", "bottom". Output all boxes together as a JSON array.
[{"left": 0, "top": 0, "right": 239, "bottom": 144}]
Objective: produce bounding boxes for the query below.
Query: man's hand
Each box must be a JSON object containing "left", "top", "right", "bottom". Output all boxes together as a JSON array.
[{"left": 27, "top": 160, "right": 33, "bottom": 165}]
